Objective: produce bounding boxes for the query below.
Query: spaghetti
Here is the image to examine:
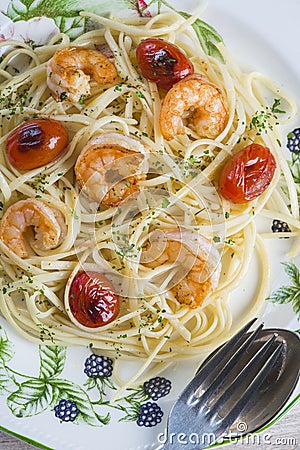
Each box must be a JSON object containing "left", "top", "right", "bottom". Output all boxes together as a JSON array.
[{"left": 0, "top": 7, "right": 299, "bottom": 386}]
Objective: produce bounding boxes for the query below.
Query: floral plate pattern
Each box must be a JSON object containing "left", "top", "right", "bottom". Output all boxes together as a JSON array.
[{"left": 0, "top": 0, "right": 299, "bottom": 449}]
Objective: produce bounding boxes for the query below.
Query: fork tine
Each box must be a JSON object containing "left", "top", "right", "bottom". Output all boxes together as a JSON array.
[
  {"left": 192, "top": 322, "right": 264, "bottom": 406},
  {"left": 213, "top": 341, "right": 284, "bottom": 435},
  {"left": 209, "top": 335, "right": 282, "bottom": 418},
  {"left": 181, "top": 318, "right": 257, "bottom": 402}
]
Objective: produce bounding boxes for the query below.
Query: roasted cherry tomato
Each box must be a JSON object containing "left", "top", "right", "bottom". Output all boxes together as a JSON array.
[
  {"left": 136, "top": 38, "right": 194, "bottom": 90},
  {"left": 6, "top": 118, "right": 68, "bottom": 170},
  {"left": 219, "top": 143, "right": 276, "bottom": 203},
  {"left": 68, "top": 271, "right": 119, "bottom": 328}
]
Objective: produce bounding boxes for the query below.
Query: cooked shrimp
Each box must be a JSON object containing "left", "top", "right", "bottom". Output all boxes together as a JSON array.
[
  {"left": 46, "top": 46, "right": 117, "bottom": 103},
  {"left": 75, "top": 133, "right": 148, "bottom": 206},
  {"left": 159, "top": 74, "right": 228, "bottom": 140},
  {"left": 0, "top": 199, "right": 67, "bottom": 258},
  {"left": 141, "top": 228, "right": 221, "bottom": 308}
]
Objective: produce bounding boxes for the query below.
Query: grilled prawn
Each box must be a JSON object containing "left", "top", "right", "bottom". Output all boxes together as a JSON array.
[
  {"left": 74, "top": 133, "right": 148, "bottom": 206},
  {"left": 159, "top": 74, "right": 228, "bottom": 140},
  {"left": 47, "top": 46, "right": 117, "bottom": 103},
  {"left": 141, "top": 228, "right": 221, "bottom": 308},
  {"left": 0, "top": 199, "right": 67, "bottom": 258}
]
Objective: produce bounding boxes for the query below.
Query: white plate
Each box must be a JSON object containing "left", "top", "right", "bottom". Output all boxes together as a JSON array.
[{"left": 0, "top": 1, "right": 299, "bottom": 449}]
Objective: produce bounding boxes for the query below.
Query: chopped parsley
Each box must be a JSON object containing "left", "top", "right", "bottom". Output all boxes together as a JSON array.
[
  {"left": 161, "top": 197, "right": 170, "bottom": 208},
  {"left": 71, "top": 209, "right": 79, "bottom": 220},
  {"left": 271, "top": 98, "right": 285, "bottom": 115},
  {"left": 59, "top": 92, "right": 68, "bottom": 101}
]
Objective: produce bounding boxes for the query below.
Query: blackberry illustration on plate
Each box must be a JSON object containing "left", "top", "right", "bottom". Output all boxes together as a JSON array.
[
  {"left": 115, "top": 376, "right": 171, "bottom": 426},
  {"left": 271, "top": 219, "right": 291, "bottom": 234},
  {"left": 84, "top": 354, "right": 113, "bottom": 378},
  {"left": 136, "top": 401, "right": 164, "bottom": 427},
  {"left": 144, "top": 376, "right": 172, "bottom": 401},
  {"left": 287, "top": 128, "right": 300, "bottom": 152},
  {"left": 54, "top": 399, "right": 80, "bottom": 422}
]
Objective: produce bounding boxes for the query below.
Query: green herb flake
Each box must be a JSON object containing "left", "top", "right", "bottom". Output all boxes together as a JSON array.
[
  {"left": 161, "top": 198, "right": 170, "bottom": 208},
  {"left": 271, "top": 98, "right": 285, "bottom": 115},
  {"left": 71, "top": 209, "right": 79, "bottom": 220},
  {"left": 114, "top": 84, "right": 123, "bottom": 92},
  {"left": 59, "top": 92, "right": 68, "bottom": 101}
]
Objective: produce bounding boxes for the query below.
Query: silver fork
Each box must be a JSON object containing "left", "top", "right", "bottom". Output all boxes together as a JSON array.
[{"left": 162, "top": 318, "right": 284, "bottom": 450}]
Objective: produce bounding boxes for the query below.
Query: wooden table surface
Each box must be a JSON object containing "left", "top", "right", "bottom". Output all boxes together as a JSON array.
[{"left": 0, "top": 404, "right": 299, "bottom": 450}]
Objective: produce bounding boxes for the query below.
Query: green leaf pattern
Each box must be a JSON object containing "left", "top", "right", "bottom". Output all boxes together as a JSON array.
[
  {"left": 0, "top": 366, "right": 19, "bottom": 395},
  {"left": 54, "top": 16, "right": 85, "bottom": 39},
  {"left": 7, "top": 0, "right": 79, "bottom": 21},
  {"left": 0, "top": 328, "right": 14, "bottom": 364},
  {"left": 39, "top": 346, "right": 66, "bottom": 379},
  {"left": 288, "top": 152, "right": 300, "bottom": 185},
  {"left": 179, "top": 12, "right": 224, "bottom": 62},
  {"left": 267, "top": 262, "right": 300, "bottom": 321},
  {"left": 282, "top": 262, "right": 300, "bottom": 286},
  {"left": 7, "top": 379, "right": 53, "bottom": 417}
]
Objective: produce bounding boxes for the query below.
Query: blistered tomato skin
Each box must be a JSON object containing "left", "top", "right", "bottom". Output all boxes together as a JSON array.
[
  {"left": 69, "top": 271, "right": 119, "bottom": 328},
  {"left": 219, "top": 143, "right": 276, "bottom": 203},
  {"left": 136, "top": 38, "right": 194, "bottom": 90},
  {"left": 6, "top": 118, "right": 69, "bottom": 170}
]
